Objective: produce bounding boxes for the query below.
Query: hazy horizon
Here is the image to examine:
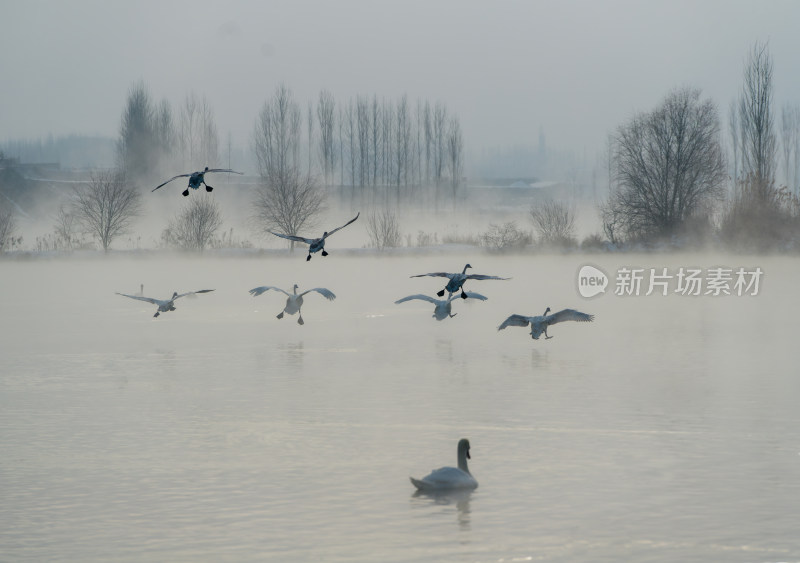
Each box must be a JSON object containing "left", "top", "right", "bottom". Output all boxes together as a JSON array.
[{"left": 3, "top": 0, "right": 800, "bottom": 159}]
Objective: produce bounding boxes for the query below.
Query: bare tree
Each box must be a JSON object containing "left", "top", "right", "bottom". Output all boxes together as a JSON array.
[
  {"left": 607, "top": 87, "right": 727, "bottom": 241},
  {"left": 480, "top": 221, "right": 532, "bottom": 252},
  {"left": 728, "top": 99, "right": 740, "bottom": 189},
  {"left": 529, "top": 200, "right": 576, "bottom": 246},
  {"left": 446, "top": 117, "right": 464, "bottom": 202},
  {"left": 780, "top": 103, "right": 800, "bottom": 195},
  {"left": 180, "top": 92, "right": 219, "bottom": 168},
  {"left": 432, "top": 102, "right": 447, "bottom": 187},
  {"left": 165, "top": 195, "right": 223, "bottom": 252},
  {"left": 739, "top": 41, "right": 776, "bottom": 200},
  {"left": 117, "top": 81, "right": 157, "bottom": 179},
  {"left": 356, "top": 95, "right": 371, "bottom": 190},
  {"left": 307, "top": 101, "right": 315, "bottom": 175},
  {"left": 53, "top": 204, "right": 78, "bottom": 249},
  {"left": 254, "top": 84, "right": 302, "bottom": 181},
  {"left": 366, "top": 209, "right": 401, "bottom": 250},
  {"left": 253, "top": 86, "right": 324, "bottom": 250},
  {"left": 0, "top": 199, "right": 17, "bottom": 252},
  {"left": 252, "top": 169, "right": 325, "bottom": 251},
  {"left": 317, "top": 90, "right": 336, "bottom": 187},
  {"left": 72, "top": 169, "right": 142, "bottom": 252},
  {"left": 155, "top": 99, "right": 176, "bottom": 157}
]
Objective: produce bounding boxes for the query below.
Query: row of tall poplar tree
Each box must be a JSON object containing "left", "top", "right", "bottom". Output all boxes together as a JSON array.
[{"left": 117, "top": 82, "right": 464, "bottom": 205}]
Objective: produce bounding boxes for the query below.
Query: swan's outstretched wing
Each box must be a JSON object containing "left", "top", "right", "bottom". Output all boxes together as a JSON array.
[
  {"left": 116, "top": 292, "right": 160, "bottom": 305},
  {"left": 268, "top": 231, "right": 316, "bottom": 245},
  {"left": 151, "top": 174, "right": 191, "bottom": 192},
  {"left": 324, "top": 212, "right": 360, "bottom": 238},
  {"left": 174, "top": 289, "right": 215, "bottom": 300},
  {"left": 546, "top": 309, "right": 594, "bottom": 325},
  {"left": 465, "top": 274, "right": 511, "bottom": 281},
  {"left": 205, "top": 169, "right": 244, "bottom": 176},
  {"left": 461, "top": 292, "right": 488, "bottom": 301},
  {"left": 249, "top": 286, "right": 291, "bottom": 297},
  {"left": 395, "top": 294, "right": 439, "bottom": 305},
  {"left": 497, "top": 314, "right": 533, "bottom": 330},
  {"left": 410, "top": 272, "right": 454, "bottom": 279},
  {"left": 300, "top": 287, "right": 336, "bottom": 300}
]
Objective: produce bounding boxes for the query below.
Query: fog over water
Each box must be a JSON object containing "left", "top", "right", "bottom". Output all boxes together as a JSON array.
[{"left": 2, "top": 252, "right": 799, "bottom": 561}]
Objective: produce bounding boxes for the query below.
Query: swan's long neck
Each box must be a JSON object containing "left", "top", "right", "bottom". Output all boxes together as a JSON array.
[
  {"left": 462, "top": 264, "right": 471, "bottom": 274},
  {"left": 457, "top": 442, "right": 470, "bottom": 474}
]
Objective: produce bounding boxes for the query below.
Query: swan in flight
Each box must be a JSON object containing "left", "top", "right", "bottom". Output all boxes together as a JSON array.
[
  {"left": 152, "top": 167, "right": 243, "bottom": 196},
  {"left": 394, "top": 292, "right": 488, "bottom": 321},
  {"left": 269, "top": 212, "right": 360, "bottom": 261},
  {"left": 410, "top": 438, "right": 478, "bottom": 492},
  {"left": 498, "top": 307, "right": 594, "bottom": 339},
  {"left": 411, "top": 263, "right": 510, "bottom": 299},
  {"left": 248, "top": 283, "right": 336, "bottom": 325},
  {"left": 116, "top": 289, "right": 215, "bottom": 317}
]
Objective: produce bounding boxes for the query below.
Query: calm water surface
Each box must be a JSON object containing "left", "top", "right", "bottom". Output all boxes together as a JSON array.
[{"left": 1, "top": 253, "right": 799, "bottom": 562}]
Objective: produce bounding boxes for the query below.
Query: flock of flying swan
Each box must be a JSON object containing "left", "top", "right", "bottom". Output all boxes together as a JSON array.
[{"left": 139, "top": 167, "right": 597, "bottom": 493}]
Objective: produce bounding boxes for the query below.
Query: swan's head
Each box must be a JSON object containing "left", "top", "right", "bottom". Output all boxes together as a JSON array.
[
  {"left": 544, "top": 306, "right": 551, "bottom": 316},
  {"left": 292, "top": 284, "right": 299, "bottom": 293},
  {"left": 172, "top": 291, "right": 178, "bottom": 299},
  {"left": 463, "top": 263, "right": 472, "bottom": 273},
  {"left": 204, "top": 166, "right": 209, "bottom": 172}
]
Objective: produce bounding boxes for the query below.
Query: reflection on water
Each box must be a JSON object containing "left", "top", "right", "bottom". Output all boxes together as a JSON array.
[
  {"left": 1, "top": 254, "right": 800, "bottom": 562},
  {"left": 279, "top": 341, "right": 305, "bottom": 371},
  {"left": 412, "top": 489, "right": 473, "bottom": 531}
]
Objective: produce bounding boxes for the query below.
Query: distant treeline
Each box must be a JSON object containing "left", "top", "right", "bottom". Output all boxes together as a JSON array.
[{"left": 0, "top": 135, "right": 115, "bottom": 169}]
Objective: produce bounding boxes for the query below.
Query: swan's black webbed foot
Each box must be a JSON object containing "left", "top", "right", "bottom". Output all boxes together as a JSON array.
[
  {"left": 277, "top": 312, "right": 284, "bottom": 319},
  {"left": 321, "top": 250, "right": 328, "bottom": 256},
  {"left": 153, "top": 312, "right": 160, "bottom": 317},
  {"left": 297, "top": 316, "right": 304, "bottom": 325},
  {"left": 461, "top": 291, "right": 468, "bottom": 299},
  {"left": 306, "top": 254, "right": 312, "bottom": 261},
  {"left": 449, "top": 313, "right": 457, "bottom": 318},
  {"left": 205, "top": 185, "right": 213, "bottom": 192},
  {"left": 436, "top": 289, "right": 445, "bottom": 297},
  {"left": 182, "top": 189, "right": 190, "bottom": 197}
]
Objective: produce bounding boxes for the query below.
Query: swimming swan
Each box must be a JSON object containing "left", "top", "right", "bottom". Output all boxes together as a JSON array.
[
  {"left": 394, "top": 292, "right": 487, "bottom": 321},
  {"left": 498, "top": 307, "right": 594, "bottom": 339},
  {"left": 411, "top": 263, "right": 510, "bottom": 299},
  {"left": 116, "top": 289, "right": 215, "bottom": 317},
  {"left": 152, "top": 167, "right": 244, "bottom": 196},
  {"left": 269, "top": 212, "right": 360, "bottom": 261},
  {"left": 248, "top": 283, "right": 336, "bottom": 325},
  {"left": 410, "top": 438, "right": 478, "bottom": 492}
]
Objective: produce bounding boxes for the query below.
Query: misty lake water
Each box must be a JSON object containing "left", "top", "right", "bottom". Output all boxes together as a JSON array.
[{"left": 1, "top": 252, "right": 799, "bottom": 562}]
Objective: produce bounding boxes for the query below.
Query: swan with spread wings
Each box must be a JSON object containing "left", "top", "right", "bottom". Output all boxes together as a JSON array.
[
  {"left": 498, "top": 307, "right": 594, "bottom": 340},
  {"left": 269, "top": 212, "right": 359, "bottom": 261},
  {"left": 116, "top": 289, "right": 215, "bottom": 318},
  {"left": 411, "top": 263, "right": 510, "bottom": 299},
  {"left": 248, "top": 284, "right": 336, "bottom": 325},
  {"left": 152, "top": 167, "right": 243, "bottom": 196}
]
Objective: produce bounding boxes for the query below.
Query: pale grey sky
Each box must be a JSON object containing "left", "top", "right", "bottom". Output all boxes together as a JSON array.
[{"left": 2, "top": 0, "right": 799, "bottom": 156}]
